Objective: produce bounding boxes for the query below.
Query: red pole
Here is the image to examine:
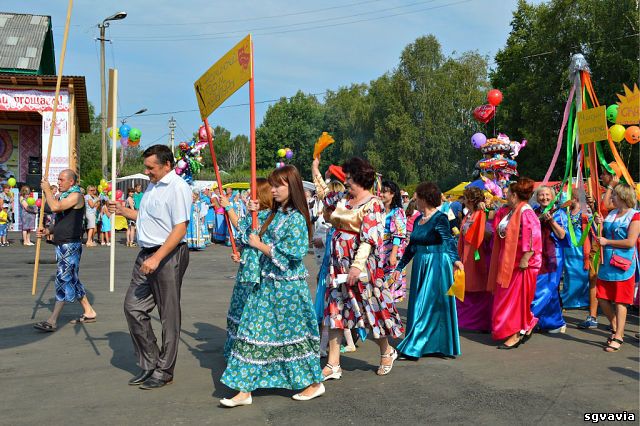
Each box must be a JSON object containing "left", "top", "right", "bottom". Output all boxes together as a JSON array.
[
  {"left": 249, "top": 40, "right": 258, "bottom": 230},
  {"left": 203, "top": 118, "right": 238, "bottom": 256}
]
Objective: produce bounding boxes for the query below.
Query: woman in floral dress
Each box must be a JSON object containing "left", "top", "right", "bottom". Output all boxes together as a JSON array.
[
  {"left": 312, "top": 156, "right": 404, "bottom": 380},
  {"left": 380, "top": 180, "right": 408, "bottom": 302},
  {"left": 220, "top": 166, "right": 324, "bottom": 407},
  {"left": 219, "top": 178, "right": 272, "bottom": 360}
]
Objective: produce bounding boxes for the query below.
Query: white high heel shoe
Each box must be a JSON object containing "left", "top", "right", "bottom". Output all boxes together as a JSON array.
[
  {"left": 292, "top": 383, "right": 325, "bottom": 401},
  {"left": 322, "top": 363, "right": 342, "bottom": 381},
  {"left": 219, "top": 395, "right": 252, "bottom": 407}
]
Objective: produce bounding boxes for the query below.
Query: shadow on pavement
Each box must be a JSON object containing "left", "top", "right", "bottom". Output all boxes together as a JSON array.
[
  {"left": 609, "top": 366, "right": 639, "bottom": 381},
  {"left": 181, "top": 322, "right": 228, "bottom": 397}
]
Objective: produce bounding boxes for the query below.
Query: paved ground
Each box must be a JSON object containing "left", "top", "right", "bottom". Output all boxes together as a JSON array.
[{"left": 0, "top": 232, "right": 638, "bottom": 425}]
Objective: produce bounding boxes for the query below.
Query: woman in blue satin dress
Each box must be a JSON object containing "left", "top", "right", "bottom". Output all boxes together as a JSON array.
[
  {"left": 391, "top": 182, "right": 463, "bottom": 359},
  {"left": 531, "top": 186, "right": 566, "bottom": 333},
  {"left": 560, "top": 192, "right": 591, "bottom": 309}
]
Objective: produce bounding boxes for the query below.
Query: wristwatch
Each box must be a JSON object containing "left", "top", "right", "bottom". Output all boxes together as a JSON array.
[{"left": 224, "top": 205, "right": 232, "bottom": 212}]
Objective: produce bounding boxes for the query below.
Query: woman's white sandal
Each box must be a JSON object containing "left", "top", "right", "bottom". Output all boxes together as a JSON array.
[
  {"left": 376, "top": 349, "right": 398, "bottom": 376},
  {"left": 322, "top": 363, "right": 342, "bottom": 381}
]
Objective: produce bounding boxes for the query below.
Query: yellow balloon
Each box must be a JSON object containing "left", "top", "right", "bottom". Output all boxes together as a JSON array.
[
  {"left": 610, "top": 124, "right": 626, "bottom": 143},
  {"left": 108, "top": 128, "right": 121, "bottom": 139}
]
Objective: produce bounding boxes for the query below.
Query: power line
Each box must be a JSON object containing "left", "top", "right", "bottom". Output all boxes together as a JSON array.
[
  {"left": 117, "top": 0, "right": 386, "bottom": 27},
  {"left": 112, "top": 0, "right": 462, "bottom": 42},
  {"left": 133, "top": 91, "right": 327, "bottom": 118},
  {"left": 489, "top": 33, "right": 640, "bottom": 66}
]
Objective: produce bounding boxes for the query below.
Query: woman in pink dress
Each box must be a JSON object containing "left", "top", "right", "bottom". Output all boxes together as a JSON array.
[
  {"left": 488, "top": 178, "right": 542, "bottom": 349},
  {"left": 457, "top": 186, "right": 493, "bottom": 332}
]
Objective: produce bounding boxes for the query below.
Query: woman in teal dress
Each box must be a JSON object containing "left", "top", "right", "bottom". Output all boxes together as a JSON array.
[
  {"left": 220, "top": 166, "right": 324, "bottom": 407},
  {"left": 219, "top": 178, "right": 272, "bottom": 360},
  {"left": 392, "top": 182, "right": 463, "bottom": 359}
]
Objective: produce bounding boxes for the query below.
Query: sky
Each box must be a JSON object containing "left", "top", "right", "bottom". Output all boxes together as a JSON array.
[{"left": 4, "top": 0, "right": 544, "bottom": 147}]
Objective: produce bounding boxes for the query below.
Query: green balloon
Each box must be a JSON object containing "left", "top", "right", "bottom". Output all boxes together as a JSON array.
[
  {"left": 7, "top": 177, "right": 16, "bottom": 187},
  {"left": 129, "top": 128, "right": 142, "bottom": 142},
  {"left": 606, "top": 104, "right": 618, "bottom": 123}
]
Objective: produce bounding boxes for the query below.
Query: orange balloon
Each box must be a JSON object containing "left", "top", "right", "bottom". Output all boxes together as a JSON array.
[
  {"left": 128, "top": 138, "right": 140, "bottom": 147},
  {"left": 624, "top": 125, "right": 640, "bottom": 145}
]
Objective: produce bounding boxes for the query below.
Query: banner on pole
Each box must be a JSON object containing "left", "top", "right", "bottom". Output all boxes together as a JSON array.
[
  {"left": 615, "top": 83, "right": 639, "bottom": 125},
  {"left": 194, "top": 34, "right": 252, "bottom": 120},
  {"left": 577, "top": 105, "right": 607, "bottom": 145}
]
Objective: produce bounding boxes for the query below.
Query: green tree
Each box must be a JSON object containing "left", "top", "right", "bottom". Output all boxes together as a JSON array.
[
  {"left": 77, "top": 103, "right": 102, "bottom": 186},
  {"left": 256, "top": 91, "right": 325, "bottom": 178},
  {"left": 491, "top": 0, "right": 639, "bottom": 180}
]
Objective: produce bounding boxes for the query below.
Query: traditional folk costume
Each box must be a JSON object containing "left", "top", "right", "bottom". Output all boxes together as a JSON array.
[
  {"left": 383, "top": 207, "right": 408, "bottom": 302},
  {"left": 313, "top": 176, "right": 403, "bottom": 339},
  {"left": 396, "top": 210, "right": 461, "bottom": 357},
  {"left": 560, "top": 210, "right": 592, "bottom": 308},
  {"left": 221, "top": 208, "right": 323, "bottom": 392},
  {"left": 224, "top": 209, "right": 270, "bottom": 359},
  {"left": 457, "top": 210, "right": 493, "bottom": 331},
  {"left": 530, "top": 208, "right": 566, "bottom": 331},
  {"left": 488, "top": 204, "right": 542, "bottom": 340}
]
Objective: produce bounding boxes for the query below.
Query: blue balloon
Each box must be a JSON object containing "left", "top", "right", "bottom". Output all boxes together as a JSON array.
[{"left": 119, "top": 124, "right": 131, "bottom": 138}]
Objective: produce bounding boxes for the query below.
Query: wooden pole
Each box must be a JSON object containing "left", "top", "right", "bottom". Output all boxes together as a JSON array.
[
  {"left": 109, "top": 69, "right": 118, "bottom": 292},
  {"left": 32, "top": 0, "right": 74, "bottom": 296},
  {"left": 203, "top": 119, "right": 238, "bottom": 256},
  {"left": 249, "top": 38, "right": 257, "bottom": 230}
]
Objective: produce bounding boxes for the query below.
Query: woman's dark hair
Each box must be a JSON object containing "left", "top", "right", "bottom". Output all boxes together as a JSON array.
[
  {"left": 462, "top": 186, "right": 484, "bottom": 210},
  {"left": 143, "top": 144, "right": 175, "bottom": 168},
  {"left": 259, "top": 165, "right": 312, "bottom": 240},
  {"left": 414, "top": 182, "right": 442, "bottom": 208},
  {"left": 341, "top": 157, "right": 375, "bottom": 189},
  {"left": 405, "top": 199, "right": 417, "bottom": 217},
  {"left": 510, "top": 177, "right": 535, "bottom": 201},
  {"left": 382, "top": 180, "right": 402, "bottom": 210},
  {"left": 127, "top": 187, "right": 135, "bottom": 195}
]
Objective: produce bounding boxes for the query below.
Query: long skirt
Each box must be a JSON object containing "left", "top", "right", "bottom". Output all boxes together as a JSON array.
[
  {"left": 560, "top": 246, "right": 590, "bottom": 308},
  {"left": 492, "top": 268, "right": 539, "bottom": 340},
  {"left": 224, "top": 282, "right": 254, "bottom": 360},
  {"left": 531, "top": 249, "right": 565, "bottom": 330},
  {"left": 396, "top": 249, "right": 460, "bottom": 357},
  {"left": 456, "top": 291, "right": 493, "bottom": 332},
  {"left": 221, "top": 277, "right": 323, "bottom": 392}
]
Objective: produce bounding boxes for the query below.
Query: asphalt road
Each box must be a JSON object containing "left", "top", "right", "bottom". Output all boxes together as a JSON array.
[{"left": 0, "top": 233, "right": 638, "bottom": 425}]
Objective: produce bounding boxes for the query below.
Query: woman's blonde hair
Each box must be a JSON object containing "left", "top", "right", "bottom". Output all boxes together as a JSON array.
[{"left": 613, "top": 184, "right": 637, "bottom": 209}]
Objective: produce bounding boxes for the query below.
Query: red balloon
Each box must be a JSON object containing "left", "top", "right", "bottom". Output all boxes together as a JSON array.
[
  {"left": 473, "top": 104, "right": 496, "bottom": 124},
  {"left": 106, "top": 183, "right": 112, "bottom": 192},
  {"left": 35, "top": 199, "right": 42, "bottom": 208},
  {"left": 487, "top": 89, "right": 503, "bottom": 106},
  {"left": 115, "top": 189, "right": 123, "bottom": 200}
]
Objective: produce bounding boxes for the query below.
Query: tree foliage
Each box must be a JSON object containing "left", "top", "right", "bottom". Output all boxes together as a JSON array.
[{"left": 491, "top": 0, "right": 639, "bottom": 180}]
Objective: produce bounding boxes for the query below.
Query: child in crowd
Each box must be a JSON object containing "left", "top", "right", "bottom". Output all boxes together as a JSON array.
[
  {"left": 100, "top": 200, "right": 111, "bottom": 246},
  {"left": 0, "top": 204, "right": 9, "bottom": 246}
]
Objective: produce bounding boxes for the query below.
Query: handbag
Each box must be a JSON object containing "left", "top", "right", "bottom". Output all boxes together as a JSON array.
[{"left": 610, "top": 252, "right": 632, "bottom": 271}]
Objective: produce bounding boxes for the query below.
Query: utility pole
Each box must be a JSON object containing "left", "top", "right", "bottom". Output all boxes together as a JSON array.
[
  {"left": 97, "top": 12, "right": 127, "bottom": 178},
  {"left": 168, "top": 116, "right": 176, "bottom": 155},
  {"left": 99, "top": 24, "right": 107, "bottom": 178}
]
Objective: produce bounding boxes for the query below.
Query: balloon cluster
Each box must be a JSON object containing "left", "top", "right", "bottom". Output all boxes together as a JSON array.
[
  {"left": 109, "top": 124, "right": 142, "bottom": 148},
  {"left": 276, "top": 147, "right": 294, "bottom": 168},
  {"left": 96, "top": 178, "right": 123, "bottom": 200},
  {"left": 471, "top": 133, "right": 527, "bottom": 198},
  {"left": 175, "top": 138, "right": 207, "bottom": 184},
  {"left": 606, "top": 105, "right": 639, "bottom": 144},
  {"left": 472, "top": 89, "right": 503, "bottom": 124}
]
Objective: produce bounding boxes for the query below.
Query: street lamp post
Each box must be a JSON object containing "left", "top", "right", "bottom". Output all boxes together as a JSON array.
[
  {"left": 121, "top": 108, "right": 147, "bottom": 125},
  {"left": 98, "top": 11, "right": 127, "bottom": 178}
]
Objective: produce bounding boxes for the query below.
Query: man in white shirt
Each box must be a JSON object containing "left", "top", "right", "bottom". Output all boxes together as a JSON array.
[{"left": 109, "top": 145, "right": 192, "bottom": 390}]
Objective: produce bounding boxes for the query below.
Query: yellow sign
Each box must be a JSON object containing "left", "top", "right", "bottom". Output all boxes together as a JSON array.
[
  {"left": 577, "top": 105, "right": 607, "bottom": 144},
  {"left": 194, "top": 34, "right": 253, "bottom": 120},
  {"left": 616, "top": 83, "right": 639, "bottom": 125}
]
